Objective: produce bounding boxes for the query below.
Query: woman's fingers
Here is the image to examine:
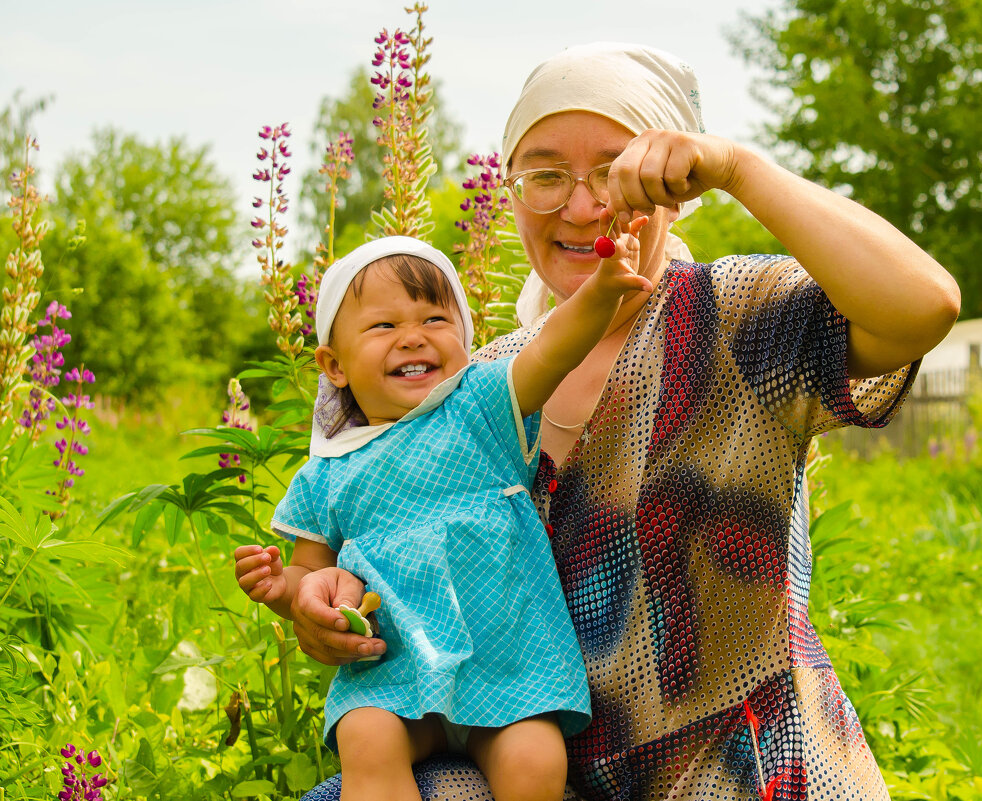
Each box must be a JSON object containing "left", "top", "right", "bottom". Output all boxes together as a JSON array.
[{"left": 608, "top": 130, "right": 735, "bottom": 219}]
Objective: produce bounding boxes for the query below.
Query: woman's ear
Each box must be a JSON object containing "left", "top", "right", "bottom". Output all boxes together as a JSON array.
[{"left": 315, "top": 344, "right": 348, "bottom": 388}]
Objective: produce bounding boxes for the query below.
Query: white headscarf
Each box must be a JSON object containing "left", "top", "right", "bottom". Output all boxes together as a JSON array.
[
  {"left": 310, "top": 236, "right": 473, "bottom": 456},
  {"left": 502, "top": 42, "right": 707, "bottom": 324}
]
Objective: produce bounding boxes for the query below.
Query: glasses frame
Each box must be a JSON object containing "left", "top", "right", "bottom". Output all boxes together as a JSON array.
[{"left": 504, "top": 162, "right": 614, "bottom": 214}]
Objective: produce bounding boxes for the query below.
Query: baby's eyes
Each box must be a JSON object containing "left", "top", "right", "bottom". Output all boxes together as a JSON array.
[
  {"left": 371, "top": 322, "right": 394, "bottom": 329},
  {"left": 425, "top": 315, "right": 449, "bottom": 324}
]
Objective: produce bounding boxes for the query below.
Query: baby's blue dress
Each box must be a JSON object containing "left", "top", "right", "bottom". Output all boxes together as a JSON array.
[{"left": 272, "top": 359, "right": 591, "bottom": 746}]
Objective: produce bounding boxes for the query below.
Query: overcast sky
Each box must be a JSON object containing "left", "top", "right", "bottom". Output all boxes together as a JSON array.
[{"left": 2, "top": 0, "right": 780, "bottom": 230}]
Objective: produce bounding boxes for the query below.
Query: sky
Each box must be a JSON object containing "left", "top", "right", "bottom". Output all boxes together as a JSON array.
[{"left": 1, "top": 0, "right": 781, "bottom": 235}]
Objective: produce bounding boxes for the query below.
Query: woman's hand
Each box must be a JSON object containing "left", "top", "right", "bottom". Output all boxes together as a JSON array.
[
  {"left": 291, "top": 567, "right": 387, "bottom": 665},
  {"left": 606, "top": 130, "right": 738, "bottom": 222}
]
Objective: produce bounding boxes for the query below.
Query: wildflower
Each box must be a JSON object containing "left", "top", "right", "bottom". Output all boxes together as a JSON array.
[
  {"left": 454, "top": 152, "right": 512, "bottom": 346},
  {"left": 219, "top": 378, "right": 253, "bottom": 484},
  {"left": 251, "top": 123, "right": 303, "bottom": 357},
  {"left": 19, "top": 301, "right": 72, "bottom": 440},
  {"left": 370, "top": 4, "right": 436, "bottom": 239},
  {"left": 51, "top": 364, "right": 95, "bottom": 509},
  {"left": 297, "top": 132, "right": 355, "bottom": 336},
  {"left": 58, "top": 743, "right": 109, "bottom": 800},
  {"left": 1, "top": 136, "right": 50, "bottom": 427}
]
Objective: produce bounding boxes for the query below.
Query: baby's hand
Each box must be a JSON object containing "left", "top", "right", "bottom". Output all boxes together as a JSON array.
[
  {"left": 234, "top": 544, "right": 287, "bottom": 603},
  {"left": 590, "top": 213, "right": 653, "bottom": 298}
]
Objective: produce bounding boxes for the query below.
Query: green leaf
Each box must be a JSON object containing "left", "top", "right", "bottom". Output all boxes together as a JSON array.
[
  {"left": 284, "top": 751, "right": 318, "bottom": 792},
  {"left": 231, "top": 779, "right": 277, "bottom": 796},
  {"left": 163, "top": 503, "right": 184, "bottom": 546}
]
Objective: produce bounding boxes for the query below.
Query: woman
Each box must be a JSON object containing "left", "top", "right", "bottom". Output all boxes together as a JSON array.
[{"left": 294, "top": 43, "right": 959, "bottom": 800}]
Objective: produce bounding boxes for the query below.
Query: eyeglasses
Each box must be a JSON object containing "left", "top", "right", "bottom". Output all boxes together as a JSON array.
[{"left": 504, "top": 163, "right": 612, "bottom": 214}]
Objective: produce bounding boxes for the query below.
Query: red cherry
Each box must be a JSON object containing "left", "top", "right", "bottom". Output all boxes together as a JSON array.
[{"left": 593, "top": 235, "right": 615, "bottom": 258}]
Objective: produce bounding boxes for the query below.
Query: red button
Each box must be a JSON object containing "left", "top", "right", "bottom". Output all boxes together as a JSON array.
[{"left": 548, "top": 479, "right": 558, "bottom": 493}]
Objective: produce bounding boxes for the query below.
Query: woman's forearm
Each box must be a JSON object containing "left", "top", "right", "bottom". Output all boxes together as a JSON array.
[{"left": 725, "top": 147, "right": 960, "bottom": 377}]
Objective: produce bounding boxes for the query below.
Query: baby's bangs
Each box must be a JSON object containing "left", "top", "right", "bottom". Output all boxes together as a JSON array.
[{"left": 355, "top": 254, "right": 456, "bottom": 309}]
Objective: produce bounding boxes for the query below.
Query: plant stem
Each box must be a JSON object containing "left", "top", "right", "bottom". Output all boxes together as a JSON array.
[
  {"left": 187, "top": 516, "right": 249, "bottom": 643},
  {"left": 0, "top": 549, "right": 38, "bottom": 609}
]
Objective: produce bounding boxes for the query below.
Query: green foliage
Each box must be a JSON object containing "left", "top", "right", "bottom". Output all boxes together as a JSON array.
[
  {"left": 733, "top": 0, "right": 982, "bottom": 315},
  {"left": 0, "top": 91, "right": 50, "bottom": 189},
  {"left": 673, "top": 189, "right": 786, "bottom": 262},
  {"left": 49, "top": 129, "right": 262, "bottom": 375}
]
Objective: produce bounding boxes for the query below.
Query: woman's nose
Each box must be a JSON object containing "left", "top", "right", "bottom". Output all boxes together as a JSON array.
[{"left": 561, "top": 180, "right": 603, "bottom": 225}]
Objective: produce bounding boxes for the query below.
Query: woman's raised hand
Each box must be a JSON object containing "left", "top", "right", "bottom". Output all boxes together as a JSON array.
[{"left": 606, "top": 130, "right": 739, "bottom": 223}]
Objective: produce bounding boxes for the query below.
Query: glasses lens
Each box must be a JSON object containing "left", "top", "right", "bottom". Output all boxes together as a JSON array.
[
  {"left": 511, "top": 169, "right": 574, "bottom": 213},
  {"left": 588, "top": 164, "right": 611, "bottom": 201}
]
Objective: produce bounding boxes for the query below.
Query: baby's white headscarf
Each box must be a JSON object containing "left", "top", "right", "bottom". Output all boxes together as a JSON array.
[
  {"left": 310, "top": 236, "right": 473, "bottom": 456},
  {"left": 501, "top": 42, "right": 707, "bottom": 324}
]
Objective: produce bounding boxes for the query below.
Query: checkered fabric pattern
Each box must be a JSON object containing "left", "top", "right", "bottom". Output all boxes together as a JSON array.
[{"left": 273, "top": 359, "right": 591, "bottom": 748}]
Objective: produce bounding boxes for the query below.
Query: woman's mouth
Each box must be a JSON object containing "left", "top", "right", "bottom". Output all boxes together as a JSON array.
[{"left": 558, "top": 241, "right": 597, "bottom": 255}]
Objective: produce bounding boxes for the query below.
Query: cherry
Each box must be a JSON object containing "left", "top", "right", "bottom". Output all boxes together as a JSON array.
[{"left": 593, "top": 235, "right": 615, "bottom": 258}]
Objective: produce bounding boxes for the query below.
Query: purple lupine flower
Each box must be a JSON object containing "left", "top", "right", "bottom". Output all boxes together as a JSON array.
[
  {"left": 59, "top": 743, "right": 109, "bottom": 800},
  {"left": 19, "top": 301, "right": 73, "bottom": 439},
  {"left": 49, "top": 364, "right": 95, "bottom": 512},
  {"left": 218, "top": 378, "right": 253, "bottom": 484}
]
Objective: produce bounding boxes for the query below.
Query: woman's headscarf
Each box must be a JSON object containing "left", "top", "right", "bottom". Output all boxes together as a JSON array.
[
  {"left": 310, "top": 236, "right": 474, "bottom": 456},
  {"left": 501, "top": 42, "right": 707, "bottom": 324}
]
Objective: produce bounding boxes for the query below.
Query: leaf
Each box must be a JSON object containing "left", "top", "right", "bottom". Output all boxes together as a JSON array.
[
  {"left": 284, "top": 751, "right": 318, "bottom": 792},
  {"left": 163, "top": 503, "right": 184, "bottom": 546},
  {"left": 231, "top": 779, "right": 277, "bottom": 797},
  {"left": 38, "top": 538, "right": 130, "bottom": 564}
]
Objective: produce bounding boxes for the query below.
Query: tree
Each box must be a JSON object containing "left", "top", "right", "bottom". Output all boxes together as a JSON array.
[
  {"left": 51, "top": 130, "right": 262, "bottom": 370},
  {"left": 299, "top": 67, "right": 464, "bottom": 252},
  {"left": 734, "top": 0, "right": 981, "bottom": 315},
  {"left": 1, "top": 92, "right": 50, "bottom": 190},
  {"left": 673, "top": 190, "right": 786, "bottom": 263}
]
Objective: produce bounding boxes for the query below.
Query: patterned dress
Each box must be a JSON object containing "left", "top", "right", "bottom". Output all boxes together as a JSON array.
[
  {"left": 272, "top": 359, "right": 591, "bottom": 747},
  {"left": 301, "top": 255, "right": 915, "bottom": 801}
]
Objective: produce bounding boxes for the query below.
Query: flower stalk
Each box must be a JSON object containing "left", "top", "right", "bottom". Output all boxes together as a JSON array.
[
  {"left": 455, "top": 153, "right": 513, "bottom": 347},
  {"left": 370, "top": 4, "right": 436, "bottom": 239},
  {"left": 252, "top": 124, "right": 303, "bottom": 357},
  {"left": 298, "top": 133, "right": 355, "bottom": 337},
  {"left": 0, "top": 137, "right": 49, "bottom": 428}
]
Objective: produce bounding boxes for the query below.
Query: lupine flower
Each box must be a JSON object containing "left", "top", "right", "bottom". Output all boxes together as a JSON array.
[
  {"left": 454, "top": 152, "right": 512, "bottom": 347},
  {"left": 299, "top": 132, "right": 355, "bottom": 336},
  {"left": 370, "top": 4, "right": 436, "bottom": 239},
  {"left": 51, "top": 364, "right": 95, "bottom": 509},
  {"left": 58, "top": 743, "right": 110, "bottom": 800},
  {"left": 1, "top": 136, "right": 50, "bottom": 427},
  {"left": 219, "top": 378, "right": 253, "bottom": 484},
  {"left": 18, "top": 300, "right": 72, "bottom": 440},
  {"left": 251, "top": 123, "right": 303, "bottom": 357}
]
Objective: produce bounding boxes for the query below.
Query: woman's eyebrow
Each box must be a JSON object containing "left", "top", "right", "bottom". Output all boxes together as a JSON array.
[{"left": 514, "top": 147, "right": 624, "bottom": 166}]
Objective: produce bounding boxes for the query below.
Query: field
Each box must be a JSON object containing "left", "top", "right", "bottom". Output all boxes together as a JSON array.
[{"left": 2, "top": 389, "right": 981, "bottom": 799}]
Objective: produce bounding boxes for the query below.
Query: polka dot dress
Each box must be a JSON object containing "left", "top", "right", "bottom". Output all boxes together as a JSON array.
[{"left": 301, "top": 255, "right": 916, "bottom": 801}]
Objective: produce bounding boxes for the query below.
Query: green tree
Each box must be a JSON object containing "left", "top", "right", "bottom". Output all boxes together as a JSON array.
[
  {"left": 53, "top": 129, "right": 262, "bottom": 363},
  {"left": 734, "top": 0, "right": 981, "bottom": 315},
  {"left": 674, "top": 190, "right": 786, "bottom": 263},
  {"left": 51, "top": 130, "right": 263, "bottom": 377},
  {"left": 1, "top": 92, "right": 50, "bottom": 189},
  {"left": 300, "top": 67, "right": 464, "bottom": 252}
]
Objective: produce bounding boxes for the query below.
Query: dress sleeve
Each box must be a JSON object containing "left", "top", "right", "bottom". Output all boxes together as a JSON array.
[
  {"left": 458, "top": 359, "right": 542, "bottom": 475},
  {"left": 711, "top": 254, "right": 918, "bottom": 439},
  {"left": 270, "top": 458, "right": 340, "bottom": 549}
]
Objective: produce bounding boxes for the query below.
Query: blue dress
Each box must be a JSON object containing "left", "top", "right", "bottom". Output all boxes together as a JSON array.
[{"left": 272, "top": 359, "right": 591, "bottom": 747}]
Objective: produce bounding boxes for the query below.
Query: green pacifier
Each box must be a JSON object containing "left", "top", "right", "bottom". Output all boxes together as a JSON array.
[{"left": 338, "top": 591, "right": 381, "bottom": 637}]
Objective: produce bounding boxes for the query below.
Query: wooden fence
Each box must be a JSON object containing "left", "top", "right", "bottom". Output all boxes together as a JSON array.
[{"left": 829, "top": 344, "right": 981, "bottom": 459}]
